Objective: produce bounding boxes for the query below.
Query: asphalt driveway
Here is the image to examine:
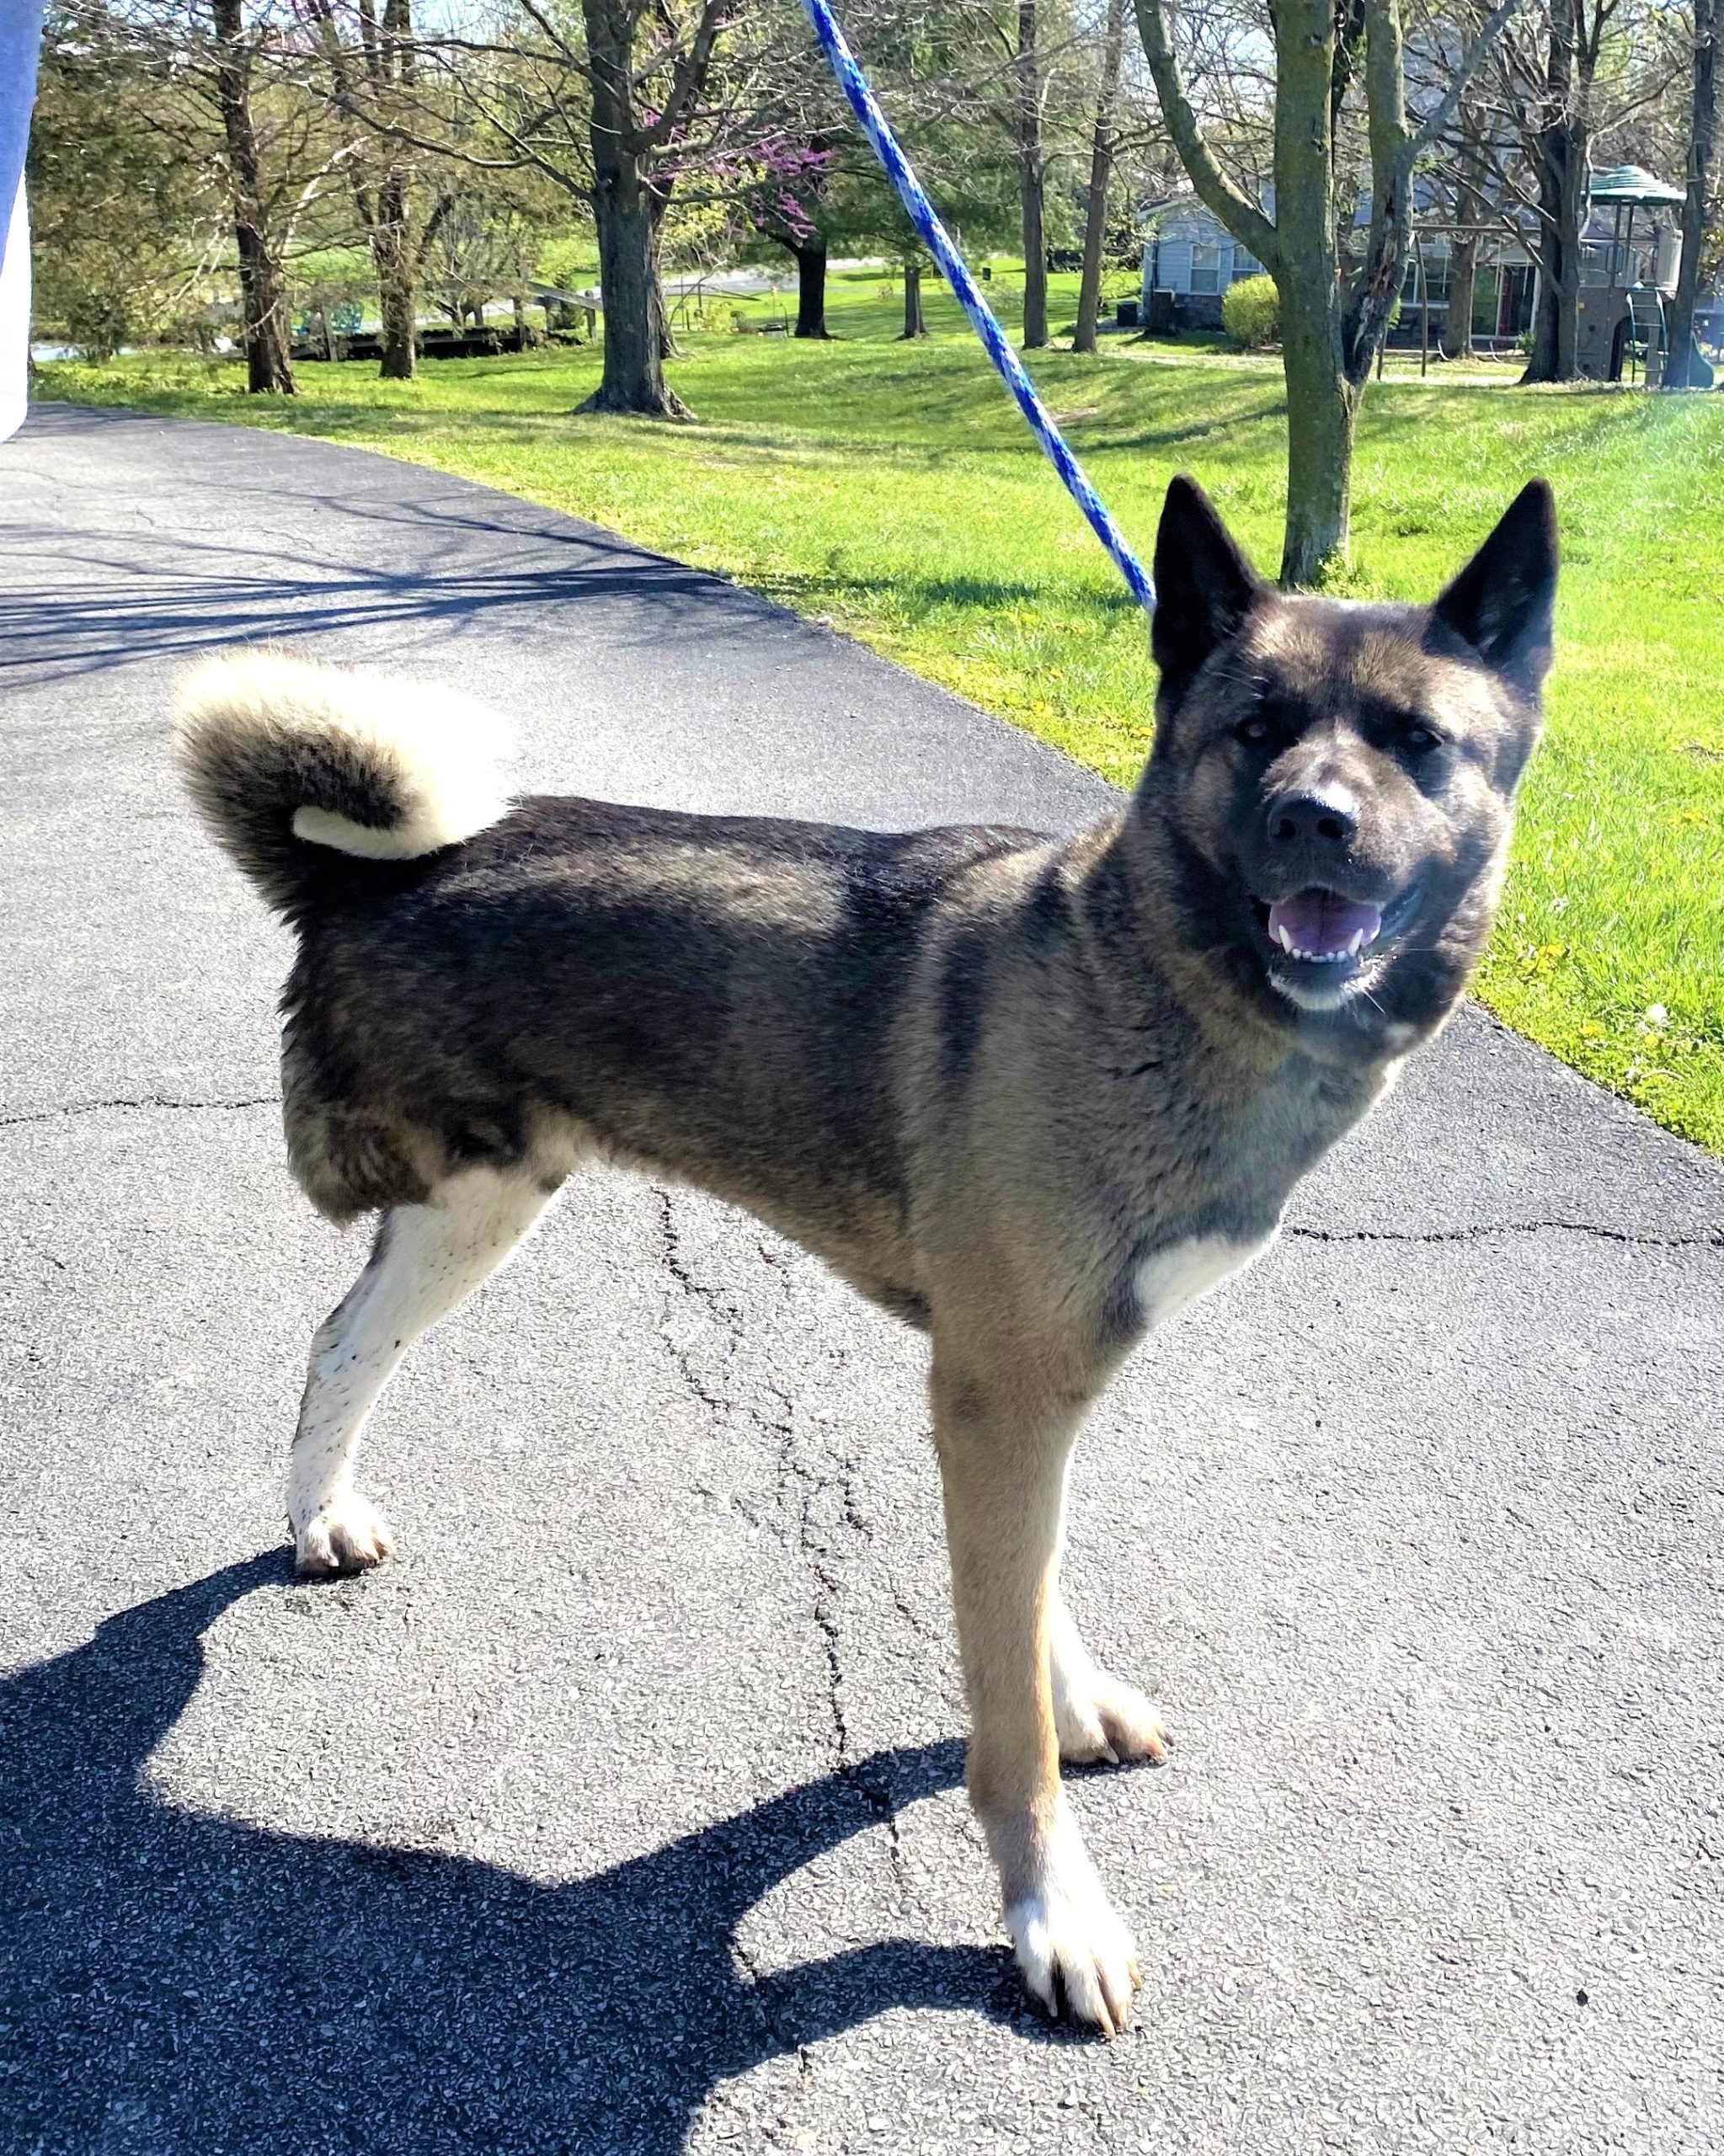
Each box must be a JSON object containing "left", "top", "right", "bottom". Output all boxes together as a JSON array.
[{"left": 2, "top": 403, "right": 1720, "bottom": 2154}]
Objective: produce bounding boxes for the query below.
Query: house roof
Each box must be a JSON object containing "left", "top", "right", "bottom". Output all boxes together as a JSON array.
[{"left": 1138, "top": 188, "right": 1273, "bottom": 232}]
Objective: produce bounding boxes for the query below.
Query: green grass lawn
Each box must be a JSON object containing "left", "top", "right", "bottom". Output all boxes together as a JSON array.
[{"left": 37, "top": 266, "right": 1724, "bottom": 1155}]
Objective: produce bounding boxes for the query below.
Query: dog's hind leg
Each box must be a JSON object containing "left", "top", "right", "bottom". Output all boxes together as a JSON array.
[
  {"left": 287, "top": 1164, "right": 559, "bottom": 1577},
  {"left": 1049, "top": 1458, "right": 1169, "bottom": 1767},
  {"left": 1049, "top": 1585, "right": 1170, "bottom": 1768},
  {"left": 931, "top": 1353, "right": 1140, "bottom": 2035}
]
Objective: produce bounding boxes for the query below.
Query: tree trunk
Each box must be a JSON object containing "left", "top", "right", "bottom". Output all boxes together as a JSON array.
[
  {"left": 793, "top": 242, "right": 830, "bottom": 337},
  {"left": 307, "top": 0, "right": 420, "bottom": 380},
  {"left": 1273, "top": 0, "right": 1351, "bottom": 583},
  {"left": 373, "top": 173, "right": 418, "bottom": 380},
  {"left": 1278, "top": 271, "right": 1357, "bottom": 585},
  {"left": 1017, "top": 0, "right": 1048, "bottom": 349},
  {"left": 1524, "top": 141, "right": 1587, "bottom": 380},
  {"left": 579, "top": 0, "right": 689, "bottom": 417},
  {"left": 584, "top": 168, "right": 683, "bottom": 412},
  {"left": 232, "top": 223, "right": 295, "bottom": 394},
  {"left": 1440, "top": 113, "right": 1486, "bottom": 360},
  {"left": 1134, "top": 0, "right": 1518, "bottom": 582},
  {"left": 376, "top": 252, "right": 418, "bottom": 378},
  {"left": 1523, "top": 0, "right": 1583, "bottom": 383},
  {"left": 900, "top": 259, "right": 926, "bottom": 339},
  {"left": 208, "top": 0, "right": 295, "bottom": 395},
  {"left": 1668, "top": 0, "right": 1718, "bottom": 389},
  {"left": 1555, "top": 112, "right": 1587, "bottom": 377},
  {"left": 649, "top": 263, "right": 679, "bottom": 363},
  {"left": 1073, "top": 0, "right": 1125, "bottom": 355},
  {"left": 647, "top": 182, "right": 681, "bottom": 360},
  {"left": 1441, "top": 237, "right": 1479, "bottom": 359},
  {"left": 1524, "top": 248, "right": 1559, "bottom": 379}
]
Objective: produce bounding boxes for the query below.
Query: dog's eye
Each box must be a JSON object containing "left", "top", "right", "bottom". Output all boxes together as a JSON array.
[
  {"left": 1402, "top": 722, "right": 1443, "bottom": 752},
  {"left": 1233, "top": 718, "right": 1272, "bottom": 746}
]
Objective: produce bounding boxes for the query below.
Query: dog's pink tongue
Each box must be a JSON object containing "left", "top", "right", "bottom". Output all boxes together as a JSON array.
[{"left": 1268, "top": 891, "right": 1383, "bottom": 959}]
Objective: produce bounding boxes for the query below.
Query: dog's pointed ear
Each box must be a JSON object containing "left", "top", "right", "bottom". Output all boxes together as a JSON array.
[
  {"left": 1430, "top": 479, "right": 1558, "bottom": 696},
  {"left": 1151, "top": 475, "right": 1265, "bottom": 703}
]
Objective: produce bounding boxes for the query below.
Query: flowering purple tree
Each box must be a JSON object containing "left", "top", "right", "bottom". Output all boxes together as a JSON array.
[{"left": 738, "top": 136, "right": 839, "bottom": 337}]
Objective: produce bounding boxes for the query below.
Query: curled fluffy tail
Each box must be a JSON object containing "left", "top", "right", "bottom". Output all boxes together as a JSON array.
[{"left": 173, "top": 648, "right": 515, "bottom": 915}]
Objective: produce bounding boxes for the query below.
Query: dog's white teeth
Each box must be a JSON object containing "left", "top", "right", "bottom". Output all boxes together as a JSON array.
[{"left": 1272, "top": 921, "right": 1363, "bottom": 965}]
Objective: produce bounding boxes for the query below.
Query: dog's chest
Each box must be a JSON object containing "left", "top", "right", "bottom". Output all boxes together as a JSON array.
[{"left": 1131, "top": 1229, "right": 1277, "bottom": 1336}]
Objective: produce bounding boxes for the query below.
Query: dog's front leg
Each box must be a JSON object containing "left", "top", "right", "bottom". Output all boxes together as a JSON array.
[{"left": 931, "top": 1358, "right": 1140, "bottom": 2035}]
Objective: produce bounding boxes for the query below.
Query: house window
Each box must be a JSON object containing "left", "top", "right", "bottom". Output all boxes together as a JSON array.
[
  {"left": 1190, "top": 244, "right": 1224, "bottom": 295},
  {"left": 1230, "top": 248, "right": 1262, "bottom": 281}
]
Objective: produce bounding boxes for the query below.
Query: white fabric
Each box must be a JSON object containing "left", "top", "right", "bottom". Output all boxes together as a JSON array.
[{"left": 1, "top": 0, "right": 46, "bottom": 444}]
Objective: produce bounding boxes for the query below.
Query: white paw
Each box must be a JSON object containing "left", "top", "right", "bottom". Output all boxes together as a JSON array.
[
  {"left": 1053, "top": 1665, "right": 1171, "bottom": 1768},
  {"left": 291, "top": 1492, "right": 396, "bottom": 1577},
  {"left": 1005, "top": 1809, "right": 1141, "bottom": 2036}
]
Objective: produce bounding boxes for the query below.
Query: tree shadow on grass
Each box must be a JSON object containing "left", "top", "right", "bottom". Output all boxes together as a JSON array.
[
  {"left": 0, "top": 1557, "right": 1056, "bottom": 2156},
  {"left": 749, "top": 567, "right": 1149, "bottom": 616}
]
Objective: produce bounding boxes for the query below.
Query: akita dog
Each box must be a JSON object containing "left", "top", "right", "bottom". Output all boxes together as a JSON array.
[{"left": 174, "top": 475, "right": 1556, "bottom": 2032}]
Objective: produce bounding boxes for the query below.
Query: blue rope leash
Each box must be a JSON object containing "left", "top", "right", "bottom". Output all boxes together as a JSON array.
[{"left": 798, "top": 0, "right": 1156, "bottom": 615}]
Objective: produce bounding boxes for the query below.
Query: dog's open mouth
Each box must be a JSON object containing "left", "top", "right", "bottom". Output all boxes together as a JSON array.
[{"left": 1252, "top": 885, "right": 1416, "bottom": 1007}]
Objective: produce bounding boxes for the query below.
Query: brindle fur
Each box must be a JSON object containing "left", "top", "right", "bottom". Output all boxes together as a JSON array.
[{"left": 176, "top": 475, "right": 1557, "bottom": 2034}]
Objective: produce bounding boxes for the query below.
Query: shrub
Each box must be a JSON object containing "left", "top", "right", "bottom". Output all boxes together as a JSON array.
[
  {"left": 1222, "top": 274, "right": 1279, "bottom": 350},
  {"left": 64, "top": 291, "right": 136, "bottom": 362}
]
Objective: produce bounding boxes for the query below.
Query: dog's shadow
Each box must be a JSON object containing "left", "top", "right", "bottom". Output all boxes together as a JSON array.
[{"left": 1, "top": 1556, "right": 1058, "bottom": 2152}]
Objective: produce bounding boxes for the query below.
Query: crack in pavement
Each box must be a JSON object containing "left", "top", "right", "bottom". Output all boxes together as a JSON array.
[
  {"left": 1285, "top": 1219, "right": 1723, "bottom": 1251},
  {"left": 0, "top": 1093, "right": 280, "bottom": 1131},
  {"left": 649, "top": 1187, "right": 915, "bottom": 1927},
  {"left": 778, "top": 1401, "right": 910, "bottom": 1898},
  {"left": 10, "top": 1102, "right": 1711, "bottom": 1254},
  {"left": 726, "top": 1926, "right": 814, "bottom": 2109}
]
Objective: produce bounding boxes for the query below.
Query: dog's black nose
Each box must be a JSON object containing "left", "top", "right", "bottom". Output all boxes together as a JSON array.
[{"left": 1267, "top": 787, "right": 1358, "bottom": 849}]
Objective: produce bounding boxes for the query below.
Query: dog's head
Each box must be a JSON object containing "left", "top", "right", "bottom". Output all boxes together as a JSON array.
[{"left": 1136, "top": 474, "right": 1556, "bottom": 1046}]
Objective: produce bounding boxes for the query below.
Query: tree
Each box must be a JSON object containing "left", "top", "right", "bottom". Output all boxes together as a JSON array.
[
  {"left": 377, "top": 0, "right": 804, "bottom": 415},
  {"left": 28, "top": 1, "right": 227, "bottom": 355},
  {"left": 1072, "top": 0, "right": 1126, "bottom": 355},
  {"left": 846, "top": 6, "right": 1027, "bottom": 329},
  {"left": 737, "top": 138, "right": 842, "bottom": 336},
  {"left": 1667, "top": 0, "right": 1719, "bottom": 387},
  {"left": 208, "top": 0, "right": 296, "bottom": 390},
  {"left": 1455, "top": 0, "right": 1673, "bottom": 383},
  {"left": 579, "top": 0, "right": 751, "bottom": 414},
  {"left": 1502, "top": 0, "right": 1610, "bottom": 381},
  {"left": 1015, "top": 0, "right": 1049, "bottom": 345},
  {"left": 422, "top": 190, "right": 551, "bottom": 331},
  {"left": 1133, "top": 0, "right": 1526, "bottom": 584},
  {"left": 109, "top": 0, "right": 353, "bottom": 393},
  {"left": 1437, "top": 99, "right": 1490, "bottom": 359},
  {"left": 302, "top": 0, "right": 442, "bottom": 380},
  {"left": 957, "top": 0, "right": 1087, "bottom": 349}
]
